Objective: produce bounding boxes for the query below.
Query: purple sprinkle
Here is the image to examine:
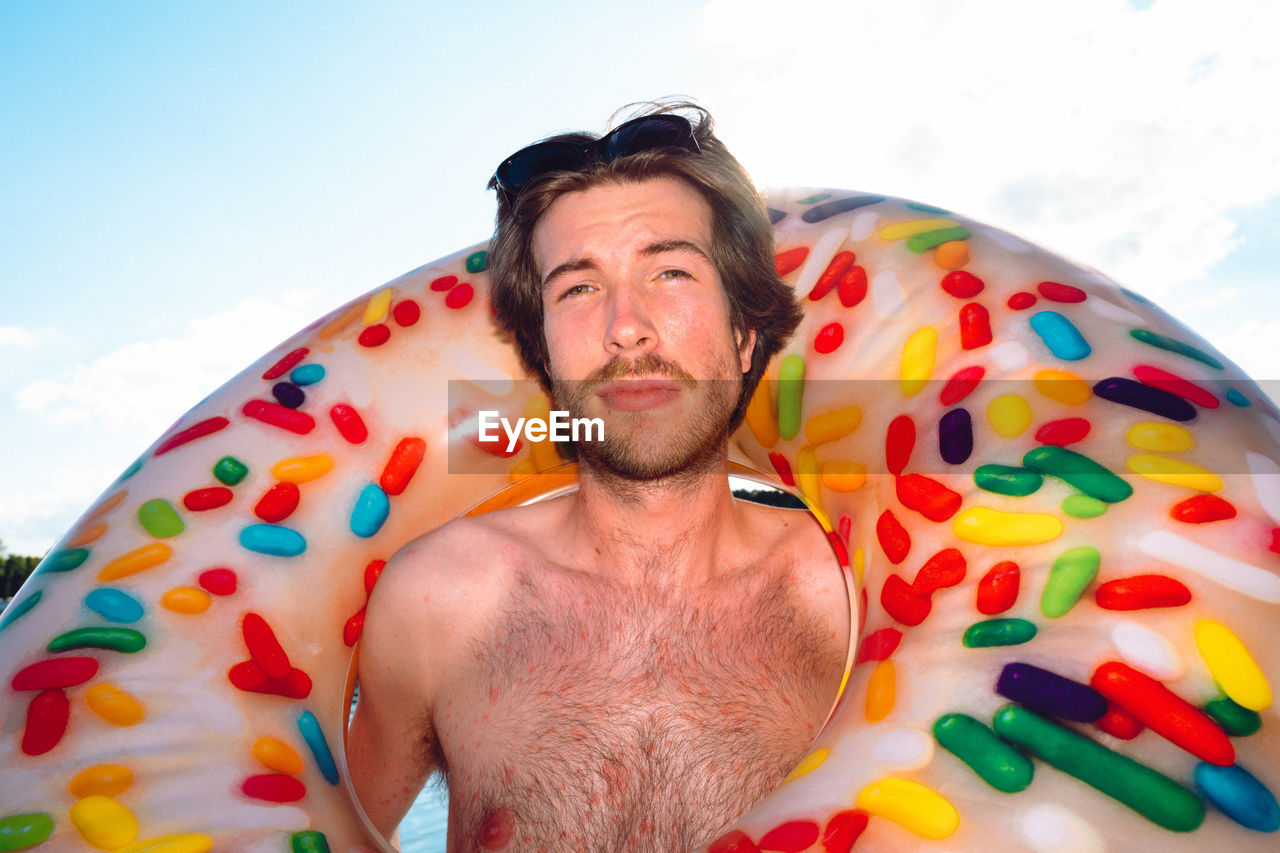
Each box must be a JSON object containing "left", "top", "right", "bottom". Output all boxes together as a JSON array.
[
  {"left": 996, "top": 662, "right": 1107, "bottom": 722},
  {"left": 939, "top": 408, "right": 973, "bottom": 465},
  {"left": 1093, "top": 377, "right": 1195, "bottom": 422}
]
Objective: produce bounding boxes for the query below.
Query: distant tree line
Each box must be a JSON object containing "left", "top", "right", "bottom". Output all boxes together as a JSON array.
[{"left": 1, "top": 541, "right": 41, "bottom": 599}]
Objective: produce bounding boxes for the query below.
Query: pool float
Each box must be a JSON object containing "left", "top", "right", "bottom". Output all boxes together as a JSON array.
[{"left": 2, "top": 189, "right": 1278, "bottom": 853}]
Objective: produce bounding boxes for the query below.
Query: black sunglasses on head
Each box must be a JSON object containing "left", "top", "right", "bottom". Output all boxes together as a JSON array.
[{"left": 492, "top": 114, "right": 700, "bottom": 201}]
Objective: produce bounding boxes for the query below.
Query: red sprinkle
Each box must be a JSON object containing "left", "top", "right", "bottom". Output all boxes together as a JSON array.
[
  {"left": 153, "top": 417, "right": 230, "bottom": 456},
  {"left": 429, "top": 274, "right": 458, "bottom": 292},
  {"left": 1171, "top": 494, "right": 1237, "bottom": 524},
  {"left": 758, "top": 820, "right": 819, "bottom": 852},
  {"left": 1133, "top": 364, "right": 1220, "bottom": 409},
  {"left": 445, "top": 283, "right": 474, "bottom": 309},
  {"left": 939, "top": 365, "right": 985, "bottom": 405},
  {"left": 809, "top": 251, "right": 855, "bottom": 301},
  {"left": 198, "top": 568, "right": 237, "bottom": 596},
  {"left": 837, "top": 265, "right": 868, "bottom": 307},
  {"left": 855, "top": 628, "right": 903, "bottom": 664},
  {"left": 392, "top": 299, "right": 421, "bottom": 327},
  {"left": 380, "top": 437, "right": 427, "bottom": 496},
  {"left": 343, "top": 606, "right": 366, "bottom": 648},
  {"left": 227, "top": 660, "right": 312, "bottom": 699},
  {"left": 242, "top": 773, "right": 306, "bottom": 803},
  {"left": 814, "top": 322, "right": 845, "bottom": 355},
  {"left": 707, "top": 830, "right": 761, "bottom": 853},
  {"left": 976, "top": 561, "right": 1020, "bottom": 614},
  {"left": 773, "top": 247, "right": 809, "bottom": 276},
  {"left": 885, "top": 415, "right": 915, "bottom": 476},
  {"left": 1007, "top": 291, "right": 1037, "bottom": 310},
  {"left": 262, "top": 347, "right": 309, "bottom": 381},
  {"left": 1037, "top": 281, "right": 1087, "bottom": 303},
  {"left": 1270, "top": 528, "right": 1280, "bottom": 557},
  {"left": 768, "top": 451, "right": 795, "bottom": 487},
  {"left": 21, "top": 688, "right": 70, "bottom": 756},
  {"left": 1095, "top": 574, "right": 1192, "bottom": 610},
  {"left": 363, "top": 559, "right": 387, "bottom": 594},
  {"left": 329, "top": 404, "right": 369, "bottom": 444},
  {"left": 959, "top": 302, "right": 992, "bottom": 349},
  {"left": 1090, "top": 661, "right": 1234, "bottom": 765},
  {"left": 941, "top": 270, "right": 984, "bottom": 299},
  {"left": 183, "top": 486, "right": 234, "bottom": 512},
  {"left": 826, "top": 530, "right": 850, "bottom": 567},
  {"left": 12, "top": 657, "right": 98, "bottom": 691},
  {"left": 880, "top": 574, "right": 931, "bottom": 626},
  {"left": 254, "top": 482, "right": 300, "bottom": 523},
  {"left": 242, "top": 400, "right": 315, "bottom": 435},
  {"left": 912, "top": 548, "right": 966, "bottom": 595},
  {"left": 895, "top": 474, "right": 962, "bottom": 522},
  {"left": 358, "top": 324, "right": 391, "bottom": 347},
  {"left": 1097, "top": 702, "right": 1145, "bottom": 740},
  {"left": 241, "top": 612, "right": 291, "bottom": 680},
  {"left": 822, "top": 811, "right": 868, "bottom": 853},
  {"left": 876, "top": 509, "right": 911, "bottom": 564},
  {"left": 1034, "top": 417, "right": 1091, "bottom": 446}
]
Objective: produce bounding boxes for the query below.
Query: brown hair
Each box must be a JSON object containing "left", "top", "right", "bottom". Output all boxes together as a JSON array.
[{"left": 486, "top": 100, "right": 801, "bottom": 428}]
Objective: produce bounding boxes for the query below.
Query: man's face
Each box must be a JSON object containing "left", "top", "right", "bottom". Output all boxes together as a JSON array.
[{"left": 532, "top": 176, "right": 755, "bottom": 480}]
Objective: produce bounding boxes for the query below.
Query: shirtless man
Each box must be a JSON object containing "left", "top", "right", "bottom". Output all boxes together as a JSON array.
[{"left": 347, "top": 103, "right": 851, "bottom": 852}]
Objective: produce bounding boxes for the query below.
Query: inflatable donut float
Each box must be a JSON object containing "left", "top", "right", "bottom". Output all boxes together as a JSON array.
[{"left": 2, "top": 189, "right": 1278, "bottom": 853}]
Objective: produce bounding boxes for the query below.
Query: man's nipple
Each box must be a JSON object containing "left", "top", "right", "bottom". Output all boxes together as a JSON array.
[{"left": 477, "top": 806, "right": 515, "bottom": 850}]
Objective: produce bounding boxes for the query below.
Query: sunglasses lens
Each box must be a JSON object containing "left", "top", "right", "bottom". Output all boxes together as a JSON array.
[
  {"left": 498, "top": 142, "right": 587, "bottom": 193},
  {"left": 603, "top": 117, "right": 693, "bottom": 160}
]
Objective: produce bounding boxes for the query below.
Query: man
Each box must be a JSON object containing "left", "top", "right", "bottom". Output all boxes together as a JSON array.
[{"left": 348, "top": 103, "right": 850, "bottom": 852}]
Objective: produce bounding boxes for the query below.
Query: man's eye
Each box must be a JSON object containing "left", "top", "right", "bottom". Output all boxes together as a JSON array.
[
  {"left": 658, "top": 269, "right": 690, "bottom": 280},
  {"left": 560, "top": 283, "right": 593, "bottom": 300}
]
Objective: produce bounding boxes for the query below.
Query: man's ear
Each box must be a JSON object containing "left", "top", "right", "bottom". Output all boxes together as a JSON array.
[{"left": 735, "top": 328, "right": 757, "bottom": 374}]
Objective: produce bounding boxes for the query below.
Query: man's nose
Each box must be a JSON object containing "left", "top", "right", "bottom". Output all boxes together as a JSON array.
[{"left": 604, "top": 285, "right": 659, "bottom": 355}]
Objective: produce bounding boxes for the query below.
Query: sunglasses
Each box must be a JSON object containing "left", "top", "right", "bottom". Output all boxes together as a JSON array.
[{"left": 492, "top": 114, "right": 700, "bottom": 200}]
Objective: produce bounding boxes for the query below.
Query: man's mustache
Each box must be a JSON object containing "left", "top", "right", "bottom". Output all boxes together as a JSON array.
[{"left": 576, "top": 352, "right": 697, "bottom": 396}]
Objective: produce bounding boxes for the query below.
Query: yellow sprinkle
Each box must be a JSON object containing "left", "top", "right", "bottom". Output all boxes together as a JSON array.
[
  {"left": 796, "top": 448, "right": 823, "bottom": 511},
  {"left": 270, "top": 454, "right": 334, "bottom": 483},
  {"left": 1034, "top": 368, "right": 1092, "bottom": 406},
  {"left": 953, "top": 507, "right": 1063, "bottom": 546},
  {"left": 362, "top": 286, "right": 394, "bottom": 325},
  {"left": 1126, "top": 455, "right": 1223, "bottom": 492},
  {"left": 85, "top": 683, "right": 146, "bottom": 727},
  {"left": 70, "top": 795, "right": 139, "bottom": 849},
  {"left": 879, "top": 218, "right": 962, "bottom": 241},
  {"left": 784, "top": 748, "right": 829, "bottom": 781},
  {"left": 901, "top": 327, "right": 937, "bottom": 397},
  {"left": 987, "top": 395, "right": 1032, "bottom": 437},
  {"left": 745, "top": 377, "right": 778, "bottom": 449},
  {"left": 821, "top": 461, "right": 866, "bottom": 492},
  {"left": 865, "top": 660, "right": 895, "bottom": 723},
  {"left": 856, "top": 777, "right": 960, "bottom": 839},
  {"left": 1126, "top": 422, "right": 1194, "bottom": 453},
  {"left": 114, "top": 835, "right": 214, "bottom": 853},
  {"left": 1194, "top": 620, "right": 1272, "bottom": 711},
  {"left": 934, "top": 240, "right": 970, "bottom": 270},
  {"left": 98, "top": 543, "right": 172, "bottom": 582},
  {"left": 853, "top": 547, "right": 865, "bottom": 584},
  {"left": 68, "top": 522, "right": 108, "bottom": 547},
  {"left": 804, "top": 405, "right": 863, "bottom": 446},
  {"left": 161, "top": 587, "right": 211, "bottom": 614},
  {"left": 69, "top": 765, "right": 134, "bottom": 799},
  {"left": 253, "top": 736, "right": 306, "bottom": 775}
]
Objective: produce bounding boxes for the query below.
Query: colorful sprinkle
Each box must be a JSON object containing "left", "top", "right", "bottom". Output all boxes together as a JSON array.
[
  {"left": 271, "top": 382, "right": 304, "bottom": 409},
  {"left": 1094, "top": 377, "right": 1197, "bottom": 421},
  {"left": 182, "top": 487, "right": 234, "bottom": 512},
  {"left": 963, "top": 618, "right": 1037, "bottom": 648},
  {"left": 85, "top": 683, "right": 145, "bottom": 726},
  {"left": 900, "top": 327, "right": 937, "bottom": 397},
  {"left": 1129, "top": 328, "right": 1224, "bottom": 370},
  {"left": 1126, "top": 454, "right": 1223, "bottom": 492},
  {"left": 242, "top": 400, "right": 316, "bottom": 435},
  {"left": 813, "top": 322, "right": 843, "bottom": 354},
  {"left": 350, "top": 484, "right": 391, "bottom": 538},
  {"left": 997, "top": 662, "right": 1106, "bottom": 722},
  {"left": 1037, "top": 281, "right": 1087, "bottom": 303},
  {"left": 239, "top": 524, "right": 307, "bottom": 557},
  {"left": 1095, "top": 574, "right": 1190, "bottom": 610},
  {"left": 940, "top": 270, "right": 983, "bottom": 299},
  {"left": 213, "top": 456, "right": 248, "bottom": 485},
  {"left": 804, "top": 406, "right": 862, "bottom": 446},
  {"left": 1034, "top": 368, "right": 1092, "bottom": 405},
  {"left": 895, "top": 474, "right": 961, "bottom": 522},
  {"left": 976, "top": 561, "right": 1020, "bottom": 614},
  {"left": 152, "top": 417, "right": 230, "bottom": 456},
  {"left": 1041, "top": 546, "right": 1100, "bottom": 618},
  {"left": 1194, "top": 619, "right": 1272, "bottom": 711},
  {"left": 1090, "top": 661, "right": 1234, "bottom": 765},
  {"left": 1062, "top": 495, "right": 1106, "bottom": 518},
  {"left": 802, "top": 194, "right": 884, "bottom": 222},
  {"left": 938, "top": 408, "right": 972, "bottom": 464},
  {"left": 854, "top": 777, "right": 958, "bottom": 839},
  {"left": 974, "top": 464, "right": 1042, "bottom": 496},
  {"left": 987, "top": 395, "right": 1032, "bottom": 437},
  {"left": 98, "top": 543, "right": 172, "bottom": 581},
  {"left": 69, "top": 764, "right": 134, "bottom": 798},
  {"left": 1203, "top": 695, "right": 1262, "bottom": 737},
  {"left": 959, "top": 302, "right": 992, "bottom": 349},
  {"left": 933, "top": 713, "right": 1034, "bottom": 792},
  {"left": 298, "top": 710, "right": 340, "bottom": 784},
  {"left": 1193, "top": 763, "right": 1280, "bottom": 832},
  {"left": 48, "top": 627, "right": 145, "bottom": 654},
  {"left": 254, "top": 482, "right": 300, "bottom": 523},
  {"left": 329, "top": 403, "right": 369, "bottom": 444},
  {"left": 1171, "top": 494, "right": 1236, "bottom": 523},
  {"left": 290, "top": 832, "right": 332, "bottom": 853},
  {"left": 1132, "top": 364, "right": 1219, "bottom": 408},
  {"left": 42, "top": 548, "right": 89, "bottom": 573},
  {"left": 953, "top": 507, "right": 1062, "bottom": 546},
  {"left": 272, "top": 454, "right": 334, "bottom": 484},
  {"left": 1109, "top": 619, "right": 1184, "bottom": 680},
  {"left": 1023, "top": 445, "right": 1133, "bottom": 503},
  {"left": 0, "top": 813, "right": 55, "bottom": 850},
  {"left": 137, "top": 499, "right": 183, "bottom": 538},
  {"left": 1035, "top": 417, "right": 1090, "bottom": 446},
  {"left": 776, "top": 355, "right": 805, "bottom": 441},
  {"left": 1029, "top": 311, "right": 1091, "bottom": 361},
  {"left": 11, "top": 657, "right": 99, "bottom": 691},
  {"left": 242, "top": 773, "right": 306, "bottom": 803},
  {"left": 84, "top": 588, "right": 145, "bottom": 623},
  {"left": 262, "top": 347, "right": 309, "bottom": 380},
  {"left": 21, "top": 689, "right": 69, "bottom": 755}
]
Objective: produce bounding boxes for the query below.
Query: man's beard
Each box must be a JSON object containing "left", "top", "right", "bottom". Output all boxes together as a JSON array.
[{"left": 550, "top": 352, "right": 741, "bottom": 482}]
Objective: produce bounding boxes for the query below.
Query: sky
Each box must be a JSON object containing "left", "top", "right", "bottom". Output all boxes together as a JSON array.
[{"left": 3, "top": 0, "right": 1279, "bottom": 557}]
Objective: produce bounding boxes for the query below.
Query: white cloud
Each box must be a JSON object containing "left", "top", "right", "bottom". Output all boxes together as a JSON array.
[
  {"left": 0, "top": 326, "right": 41, "bottom": 349},
  {"left": 1216, "top": 318, "right": 1280, "bottom": 381}
]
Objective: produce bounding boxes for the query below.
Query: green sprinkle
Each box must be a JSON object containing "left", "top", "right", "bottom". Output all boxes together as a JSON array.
[
  {"left": 1041, "top": 546, "right": 1100, "bottom": 618},
  {"left": 934, "top": 713, "right": 1034, "bottom": 793},
  {"left": 776, "top": 354, "right": 805, "bottom": 441},
  {"left": 0, "top": 590, "right": 42, "bottom": 632},
  {"left": 797, "top": 192, "right": 832, "bottom": 204},
  {"left": 906, "top": 227, "right": 972, "bottom": 253},
  {"left": 1062, "top": 494, "right": 1107, "bottom": 518},
  {"left": 993, "top": 704, "right": 1204, "bottom": 832},
  {"left": 47, "top": 627, "right": 146, "bottom": 654},
  {"left": 290, "top": 831, "right": 332, "bottom": 853},
  {"left": 1023, "top": 445, "right": 1133, "bottom": 503},
  {"left": 963, "top": 618, "right": 1038, "bottom": 648},
  {"left": 974, "top": 464, "right": 1043, "bottom": 496},
  {"left": 907, "top": 201, "right": 951, "bottom": 214},
  {"left": 42, "top": 548, "right": 90, "bottom": 573},
  {"left": 1204, "top": 696, "right": 1262, "bottom": 736},
  {"left": 214, "top": 456, "right": 249, "bottom": 485},
  {"left": 1129, "top": 329, "right": 1224, "bottom": 370},
  {"left": 0, "top": 812, "right": 55, "bottom": 851},
  {"left": 465, "top": 250, "right": 488, "bottom": 273},
  {"left": 138, "top": 499, "right": 184, "bottom": 538}
]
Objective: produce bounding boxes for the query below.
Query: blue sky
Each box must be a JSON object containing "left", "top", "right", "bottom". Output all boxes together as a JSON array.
[{"left": 3, "top": 0, "right": 1279, "bottom": 555}]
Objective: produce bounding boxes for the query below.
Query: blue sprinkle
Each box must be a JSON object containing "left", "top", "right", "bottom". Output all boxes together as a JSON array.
[
  {"left": 43, "top": 548, "right": 90, "bottom": 573},
  {"left": 298, "top": 710, "right": 340, "bottom": 785},
  {"left": 290, "top": 364, "right": 326, "bottom": 386},
  {"left": 350, "top": 484, "right": 390, "bottom": 538},
  {"left": 240, "top": 524, "right": 307, "bottom": 557},
  {"left": 1029, "top": 311, "right": 1091, "bottom": 361},
  {"left": 939, "top": 408, "right": 973, "bottom": 465},
  {"left": 1121, "top": 287, "right": 1153, "bottom": 305},
  {"left": 996, "top": 662, "right": 1107, "bottom": 722},
  {"left": 1226, "top": 388, "right": 1251, "bottom": 407},
  {"left": 0, "top": 590, "right": 42, "bottom": 632},
  {"left": 800, "top": 194, "right": 887, "bottom": 223},
  {"left": 85, "top": 588, "right": 145, "bottom": 623},
  {"left": 117, "top": 456, "right": 145, "bottom": 482},
  {"left": 1194, "top": 762, "right": 1280, "bottom": 832}
]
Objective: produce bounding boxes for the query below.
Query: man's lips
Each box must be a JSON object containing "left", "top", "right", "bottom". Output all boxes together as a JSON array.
[{"left": 595, "top": 379, "right": 682, "bottom": 411}]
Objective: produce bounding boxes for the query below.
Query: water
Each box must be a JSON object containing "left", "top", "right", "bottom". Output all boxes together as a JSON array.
[{"left": 398, "top": 783, "right": 449, "bottom": 853}]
